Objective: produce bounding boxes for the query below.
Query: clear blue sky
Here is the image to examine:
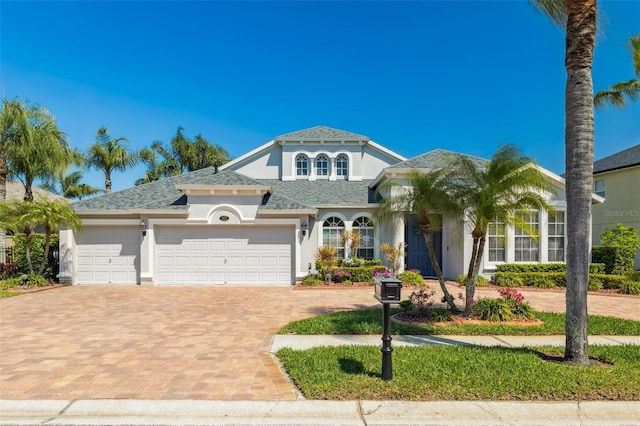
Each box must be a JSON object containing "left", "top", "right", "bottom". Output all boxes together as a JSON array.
[{"left": 2, "top": 1, "right": 639, "bottom": 193}]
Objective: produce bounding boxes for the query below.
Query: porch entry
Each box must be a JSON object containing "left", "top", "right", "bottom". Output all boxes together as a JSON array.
[{"left": 404, "top": 215, "right": 442, "bottom": 277}]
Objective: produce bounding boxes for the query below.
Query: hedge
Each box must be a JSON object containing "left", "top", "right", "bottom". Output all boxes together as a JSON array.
[
  {"left": 592, "top": 246, "right": 636, "bottom": 275},
  {"left": 495, "top": 263, "right": 605, "bottom": 274},
  {"left": 331, "top": 266, "right": 387, "bottom": 283},
  {"left": 11, "top": 233, "right": 59, "bottom": 280},
  {"left": 494, "top": 271, "right": 630, "bottom": 291}
]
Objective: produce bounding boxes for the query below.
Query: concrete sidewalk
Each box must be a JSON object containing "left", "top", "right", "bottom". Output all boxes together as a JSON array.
[
  {"left": 2, "top": 399, "right": 640, "bottom": 425},
  {"left": 270, "top": 334, "right": 640, "bottom": 352}
]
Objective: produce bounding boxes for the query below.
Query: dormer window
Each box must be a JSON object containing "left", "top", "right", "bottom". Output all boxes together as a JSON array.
[
  {"left": 316, "top": 155, "right": 329, "bottom": 176},
  {"left": 336, "top": 155, "right": 348, "bottom": 177},
  {"left": 296, "top": 155, "right": 309, "bottom": 176}
]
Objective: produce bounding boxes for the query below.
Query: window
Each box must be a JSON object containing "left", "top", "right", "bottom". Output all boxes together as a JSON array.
[
  {"left": 323, "top": 217, "right": 345, "bottom": 258},
  {"left": 515, "top": 211, "right": 539, "bottom": 262},
  {"left": 488, "top": 219, "right": 506, "bottom": 262},
  {"left": 548, "top": 211, "right": 565, "bottom": 262},
  {"left": 353, "top": 216, "right": 374, "bottom": 259},
  {"left": 594, "top": 179, "right": 605, "bottom": 198},
  {"left": 336, "top": 155, "right": 348, "bottom": 177},
  {"left": 315, "top": 155, "right": 329, "bottom": 176},
  {"left": 296, "top": 155, "right": 308, "bottom": 176}
]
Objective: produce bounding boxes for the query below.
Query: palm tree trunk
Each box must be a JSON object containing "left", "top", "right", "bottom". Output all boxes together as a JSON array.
[
  {"left": 23, "top": 228, "right": 35, "bottom": 275},
  {"left": 105, "top": 175, "right": 112, "bottom": 194},
  {"left": 465, "top": 234, "right": 486, "bottom": 313},
  {"left": 422, "top": 230, "right": 458, "bottom": 312},
  {"left": 39, "top": 226, "right": 52, "bottom": 276},
  {"left": 563, "top": 0, "right": 596, "bottom": 366}
]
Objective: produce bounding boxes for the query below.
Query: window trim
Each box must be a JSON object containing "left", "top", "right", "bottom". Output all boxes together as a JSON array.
[{"left": 296, "top": 154, "right": 309, "bottom": 177}]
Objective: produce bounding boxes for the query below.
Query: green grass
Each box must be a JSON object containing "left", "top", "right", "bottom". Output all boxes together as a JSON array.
[
  {"left": 0, "top": 289, "right": 20, "bottom": 298},
  {"left": 277, "top": 308, "right": 640, "bottom": 335},
  {"left": 276, "top": 344, "right": 640, "bottom": 400}
]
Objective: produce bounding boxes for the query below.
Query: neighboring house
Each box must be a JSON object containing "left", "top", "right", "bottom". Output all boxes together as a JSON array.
[
  {"left": 591, "top": 144, "right": 640, "bottom": 268},
  {"left": 60, "top": 126, "right": 595, "bottom": 286}
]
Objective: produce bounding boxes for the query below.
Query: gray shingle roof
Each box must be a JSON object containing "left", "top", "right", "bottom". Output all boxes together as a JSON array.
[
  {"left": 71, "top": 168, "right": 271, "bottom": 211},
  {"left": 387, "top": 149, "right": 487, "bottom": 170},
  {"left": 71, "top": 168, "right": 368, "bottom": 213},
  {"left": 261, "top": 180, "right": 376, "bottom": 207},
  {"left": 275, "top": 126, "right": 369, "bottom": 141},
  {"left": 593, "top": 144, "right": 640, "bottom": 174}
]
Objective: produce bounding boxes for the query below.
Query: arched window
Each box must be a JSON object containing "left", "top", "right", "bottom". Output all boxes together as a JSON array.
[
  {"left": 315, "top": 155, "right": 329, "bottom": 176},
  {"left": 336, "top": 154, "right": 348, "bottom": 177},
  {"left": 353, "top": 216, "right": 374, "bottom": 259},
  {"left": 322, "top": 216, "right": 345, "bottom": 258},
  {"left": 296, "top": 155, "right": 308, "bottom": 176}
]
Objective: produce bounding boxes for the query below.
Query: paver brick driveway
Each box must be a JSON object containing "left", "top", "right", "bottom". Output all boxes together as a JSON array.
[
  {"left": 1, "top": 284, "right": 638, "bottom": 400},
  {"left": 0, "top": 285, "right": 378, "bottom": 400}
]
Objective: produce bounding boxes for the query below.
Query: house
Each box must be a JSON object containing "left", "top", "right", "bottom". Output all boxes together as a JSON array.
[
  {"left": 60, "top": 126, "right": 585, "bottom": 285},
  {"left": 591, "top": 144, "right": 640, "bottom": 268}
]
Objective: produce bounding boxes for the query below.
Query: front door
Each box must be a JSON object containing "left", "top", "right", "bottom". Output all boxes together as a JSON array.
[{"left": 405, "top": 216, "right": 442, "bottom": 277}]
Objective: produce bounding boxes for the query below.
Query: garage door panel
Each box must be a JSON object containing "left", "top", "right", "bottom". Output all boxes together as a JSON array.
[
  {"left": 75, "top": 226, "right": 139, "bottom": 285},
  {"left": 155, "top": 226, "right": 293, "bottom": 285}
]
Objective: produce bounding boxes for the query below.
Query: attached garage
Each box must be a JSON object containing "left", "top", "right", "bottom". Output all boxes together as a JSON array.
[
  {"left": 75, "top": 226, "right": 140, "bottom": 284},
  {"left": 154, "top": 226, "right": 293, "bottom": 285}
]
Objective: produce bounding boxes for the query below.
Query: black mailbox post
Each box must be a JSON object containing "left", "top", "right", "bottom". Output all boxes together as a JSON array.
[{"left": 374, "top": 276, "right": 402, "bottom": 381}]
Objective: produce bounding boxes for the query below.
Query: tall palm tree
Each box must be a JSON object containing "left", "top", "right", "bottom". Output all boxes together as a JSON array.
[
  {"left": 60, "top": 171, "right": 102, "bottom": 200},
  {"left": 135, "top": 147, "right": 164, "bottom": 186},
  {"left": 170, "top": 127, "right": 231, "bottom": 173},
  {"left": 530, "top": 0, "right": 597, "bottom": 365},
  {"left": 376, "top": 169, "right": 463, "bottom": 312},
  {"left": 86, "top": 127, "right": 138, "bottom": 194},
  {"left": 0, "top": 99, "right": 29, "bottom": 201},
  {"left": 448, "top": 144, "right": 552, "bottom": 313},
  {"left": 594, "top": 34, "right": 640, "bottom": 108},
  {"left": 2, "top": 101, "right": 71, "bottom": 201}
]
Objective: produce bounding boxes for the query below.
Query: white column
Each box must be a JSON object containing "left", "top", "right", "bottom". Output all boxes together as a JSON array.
[
  {"left": 58, "top": 226, "right": 74, "bottom": 284},
  {"left": 392, "top": 217, "right": 405, "bottom": 274},
  {"left": 329, "top": 157, "right": 337, "bottom": 181},
  {"left": 139, "top": 220, "right": 155, "bottom": 285}
]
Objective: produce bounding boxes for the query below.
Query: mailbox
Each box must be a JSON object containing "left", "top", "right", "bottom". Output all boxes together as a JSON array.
[{"left": 374, "top": 276, "right": 402, "bottom": 304}]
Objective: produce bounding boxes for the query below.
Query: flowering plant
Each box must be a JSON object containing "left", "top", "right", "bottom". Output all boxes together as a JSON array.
[
  {"left": 374, "top": 269, "right": 392, "bottom": 277},
  {"left": 497, "top": 288, "right": 534, "bottom": 319}
]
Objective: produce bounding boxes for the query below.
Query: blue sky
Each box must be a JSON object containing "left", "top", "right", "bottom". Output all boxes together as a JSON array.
[{"left": 2, "top": 1, "right": 639, "bottom": 193}]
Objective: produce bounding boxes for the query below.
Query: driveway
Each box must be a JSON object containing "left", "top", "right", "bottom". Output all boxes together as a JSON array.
[{"left": 1, "top": 284, "right": 638, "bottom": 400}]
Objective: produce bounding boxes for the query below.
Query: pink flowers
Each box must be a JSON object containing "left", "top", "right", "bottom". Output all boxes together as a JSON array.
[
  {"left": 498, "top": 287, "right": 525, "bottom": 305},
  {"left": 374, "top": 269, "right": 391, "bottom": 277}
]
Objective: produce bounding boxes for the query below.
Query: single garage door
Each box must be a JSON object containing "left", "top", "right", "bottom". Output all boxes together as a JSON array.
[
  {"left": 155, "top": 226, "right": 293, "bottom": 285},
  {"left": 75, "top": 226, "right": 140, "bottom": 284}
]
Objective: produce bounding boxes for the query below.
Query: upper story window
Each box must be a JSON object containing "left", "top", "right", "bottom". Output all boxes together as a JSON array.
[
  {"left": 296, "top": 155, "right": 309, "bottom": 176},
  {"left": 336, "top": 155, "right": 348, "bottom": 177},
  {"left": 353, "top": 216, "right": 374, "bottom": 259},
  {"left": 316, "top": 155, "right": 329, "bottom": 176},
  {"left": 594, "top": 179, "right": 605, "bottom": 198}
]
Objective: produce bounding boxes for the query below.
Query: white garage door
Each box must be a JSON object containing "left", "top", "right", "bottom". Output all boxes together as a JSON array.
[
  {"left": 155, "top": 226, "right": 293, "bottom": 285},
  {"left": 75, "top": 226, "right": 140, "bottom": 284}
]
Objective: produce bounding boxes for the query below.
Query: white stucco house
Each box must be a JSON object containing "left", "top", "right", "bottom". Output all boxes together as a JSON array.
[{"left": 59, "top": 126, "right": 584, "bottom": 286}]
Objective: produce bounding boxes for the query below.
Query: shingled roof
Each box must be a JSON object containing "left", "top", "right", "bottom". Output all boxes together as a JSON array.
[
  {"left": 593, "top": 144, "right": 640, "bottom": 174},
  {"left": 386, "top": 149, "right": 487, "bottom": 170},
  {"left": 275, "top": 126, "right": 369, "bottom": 141}
]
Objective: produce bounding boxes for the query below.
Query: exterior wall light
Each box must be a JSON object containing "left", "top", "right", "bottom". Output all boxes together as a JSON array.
[
  {"left": 301, "top": 219, "right": 308, "bottom": 236},
  {"left": 140, "top": 219, "right": 148, "bottom": 236}
]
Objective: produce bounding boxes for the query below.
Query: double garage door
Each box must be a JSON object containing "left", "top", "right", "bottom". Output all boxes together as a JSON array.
[
  {"left": 75, "top": 226, "right": 293, "bottom": 285},
  {"left": 155, "top": 226, "right": 293, "bottom": 285}
]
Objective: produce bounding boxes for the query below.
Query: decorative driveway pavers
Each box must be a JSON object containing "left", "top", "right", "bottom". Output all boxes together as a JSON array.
[
  {"left": 0, "top": 285, "right": 377, "bottom": 401},
  {"left": 1, "top": 283, "right": 638, "bottom": 401}
]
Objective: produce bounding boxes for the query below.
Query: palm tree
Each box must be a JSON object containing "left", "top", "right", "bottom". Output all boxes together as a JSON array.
[
  {"left": 376, "top": 169, "right": 463, "bottom": 312},
  {"left": 60, "top": 171, "right": 102, "bottom": 200},
  {"left": 0, "top": 99, "right": 28, "bottom": 201},
  {"left": 86, "top": 127, "right": 138, "bottom": 194},
  {"left": 448, "top": 144, "right": 552, "bottom": 313},
  {"left": 531, "top": 0, "right": 597, "bottom": 366},
  {"left": 170, "top": 127, "right": 231, "bottom": 173},
  {"left": 135, "top": 141, "right": 181, "bottom": 185},
  {"left": 135, "top": 147, "right": 164, "bottom": 186},
  {"left": 594, "top": 34, "right": 640, "bottom": 108},
  {"left": 0, "top": 100, "right": 71, "bottom": 201}
]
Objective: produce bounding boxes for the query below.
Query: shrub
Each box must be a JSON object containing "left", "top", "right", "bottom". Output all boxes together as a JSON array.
[
  {"left": 590, "top": 263, "right": 606, "bottom": 274},
  {"left": 12, "top": 233, "right": 59, "bottom": 279},
  {"left": 429, "top": 307, "right": 453, "bottom": 322},
  {"left": 457, "top": 274, "right": 489, "bottom": 287},
  {"left": 474, "top": 298, "right": 513, "bottom": 322},
  {"left": 493, "top": 272, "right": 524, "bottom": 288},
  {"left": 620, "top": 280, "right": 640, "bottom": 295},
  {"left": 399, "top": 269, "right": 425, "bottom": 287},
  {"left": 592, "top": 246, "right": 635, "bottom": 275},
  {"left": 529, "top": 274, "right": 558, "bottom": 289},
  {"left": 589, "top": 273, "right": 628, "bottom": 290},
  {"left": 497, "top": 287, "right": 535, "bottom": 319},
  {"left": 300, "top": 275, "right": 324, "bottom": 286},
  {"left": 626, "top": 271, "right": 640, "bottom": 282},
  {"left": 0, "top": 263, "right": 19, "bottom": 279},
  {"left": 495, "top": 263, "right": 605, "bottom": 274},
  {"left": 588, "top": 275, "right": 604, "bottom": 291},
  {"left": 2, "top": 274, "right": 48, "bottom": 288}
]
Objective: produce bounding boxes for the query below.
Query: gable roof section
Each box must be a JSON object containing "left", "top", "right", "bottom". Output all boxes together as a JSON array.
[
  {"left": 275, "top": 126, "right": 369, "bottom": 141},
  {"left": 593, "top": 144, "right": 640, "bottom": 174},
  {"left": 387, "top": 149, "right": 487, "bottom": 170},
  {"left": 5, "top": 181, "right": 69, "bottom": 203}
]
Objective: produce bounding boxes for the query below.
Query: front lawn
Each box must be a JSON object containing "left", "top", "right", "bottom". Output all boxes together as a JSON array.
[
  {"left": 276, "top": 344, "right": 640, "bottom": 400},
  {"left": 277, "top": 308, "right": 640, "bottom": 335}
]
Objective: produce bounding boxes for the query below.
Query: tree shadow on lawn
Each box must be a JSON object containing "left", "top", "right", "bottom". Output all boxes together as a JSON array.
[{"left": 338, "top": 358, "right": 378, "bottom": 377}]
